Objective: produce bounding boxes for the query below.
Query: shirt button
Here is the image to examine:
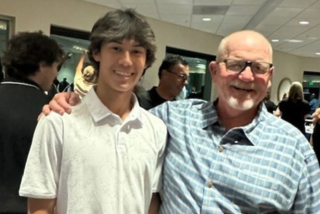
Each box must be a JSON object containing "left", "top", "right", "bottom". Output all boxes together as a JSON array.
[
  {"left": 218, "top": 145, "right": 224, "bottom": 152},
  {"left": 208, "top": 181, "right": 213, "bottom": 188}
]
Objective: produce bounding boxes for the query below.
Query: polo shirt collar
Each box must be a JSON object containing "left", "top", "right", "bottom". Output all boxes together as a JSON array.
[
  {"left": 2, "top": 76, "right": 43, "bottom": 91},
  {"left": 198, "top": 99, "right": 269, "bottom": 145},
  {"left": 84, "top": 88, "right": 143, "bottom": 124}
]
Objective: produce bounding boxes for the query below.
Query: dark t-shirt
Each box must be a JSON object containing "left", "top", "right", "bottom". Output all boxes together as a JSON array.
[
  {"left": 0, "top": 77, "right": 50, "bottom": 213},
  {"left": 137, "top": 86, "right": 168, "bottom": 110},
  {"left": 279, "top": 98, "right": 310, "bottom": 135},
  {"left": 313, "top": 123, "right": 320, "bottom": 162}
]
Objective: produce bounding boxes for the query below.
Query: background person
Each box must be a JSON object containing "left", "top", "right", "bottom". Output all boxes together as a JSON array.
[
  {"left": 0, "top": 31, "right": 63, "bottom": 214},
  {"left": 278, "top": 81, "right": 310, "bottom": 135},
  {"left": 137, "top": 55, "right": 189, "bottom": 110}
]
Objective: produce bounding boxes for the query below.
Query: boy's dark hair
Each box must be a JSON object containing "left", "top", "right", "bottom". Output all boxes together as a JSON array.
[
  {"left": 158, "top": 55, "right": 188, "bottom": 79},
  {"left": 2, "top": 31, "right": 64, "bottom": 78},
  {"left": 88, "top": 8, "right": 156, "bottom": 73}
]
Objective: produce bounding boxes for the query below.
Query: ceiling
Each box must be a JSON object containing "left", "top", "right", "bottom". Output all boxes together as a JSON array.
[{"left": 83, "top": 0, "right": 320, "bottom": 58}]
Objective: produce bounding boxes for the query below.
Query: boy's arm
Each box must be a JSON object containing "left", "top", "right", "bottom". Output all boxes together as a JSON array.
[
  {"left": 148, "top": 193, "right": 161, "bottom": 214},
  {"left": 28, "top": 198, "right": 56, "bottom": 214}
]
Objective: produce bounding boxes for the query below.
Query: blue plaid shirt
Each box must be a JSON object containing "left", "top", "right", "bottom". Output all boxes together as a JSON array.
[{"left": 150, "top": 99, "right": 320, "bottom": 214}]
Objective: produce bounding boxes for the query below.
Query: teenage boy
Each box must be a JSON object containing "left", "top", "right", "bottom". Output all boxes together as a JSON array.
[{"left": 19, "top": 9, "right": 167, "bottom": 214}]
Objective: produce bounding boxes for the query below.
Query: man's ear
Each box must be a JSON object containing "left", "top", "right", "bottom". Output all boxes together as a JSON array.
[
  {"left": 267, "top": 66, "right": 275, "bottom": 88},
  {"left": 209, "top": 61, "right": 218, "bottom": 83}
]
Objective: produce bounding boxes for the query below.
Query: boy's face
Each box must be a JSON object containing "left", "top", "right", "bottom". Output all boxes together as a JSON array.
[{"left": 93, "top": 39, "right": 147, "bottom": 93}]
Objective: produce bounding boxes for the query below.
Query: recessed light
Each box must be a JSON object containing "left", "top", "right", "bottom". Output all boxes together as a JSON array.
[
  {"left": 284, "top": 39, "right": 303, "bottom": 43},
  {"left": 316, "top": 52, "right": 320, "bottom": 55},
  {"left": 299, "top": 21, "right": 309, "bottom": 25},
  {"left": 202, "top": 18, "right": 211, "bottom": 21},
  {"left": 271, "top": 39, "right": 279, "bottom": 42}
]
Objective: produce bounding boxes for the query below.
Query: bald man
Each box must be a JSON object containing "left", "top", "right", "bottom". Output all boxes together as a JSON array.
[{"left": 151, "top": 30, "right": 320, "bottom": 213}]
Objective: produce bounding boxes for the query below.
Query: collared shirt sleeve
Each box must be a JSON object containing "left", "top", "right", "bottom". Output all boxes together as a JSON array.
[
  {"left": 292, "top": 138, "right": 320, "bottom": 213},
  {"left": 152, "top": 122, "right": 167, "bottom": 193},
  {"left": 19, "top": 113, "right": 63, "bottom": 199}
]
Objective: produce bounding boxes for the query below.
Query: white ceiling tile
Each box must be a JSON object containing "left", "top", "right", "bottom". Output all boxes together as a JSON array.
[
  {"left": 295, "top": 8, "right": 320, "bottom": 19},
  {"left": 222, "top": 15, "right": 252, "bottom": 25},
  {"left": 231, "top": 0, "right": 267, "bottom": 6},
  {"left": 268, "top": 7, "right": 304, "bottom": 18},
  {"left": 155, "top": 0, "right": 192, "bottom": 5},
  {"left": 310, "top": 0, "right": 320, "bottom": 9},
  {"left": 258, "top": 16, "right": 291, "bottom": 26},
  {"left": 194, "top": 0, "right": 232, "bottom": 6},
  {"left": 161, "top": 14, "right": 191, "bottom": 27},
  {"left": 276, "top": 26, "right": 312, "bottom": 37},
  {"left": 279, "top": 0, "right": 318, "bottom": 8},
  {"left": 256, "top": 25, "right": 282, "bottom": 37},
  {"left": 297, "top": 25, "right": 320, "bottom": 38},
  {"left": 157, "top": 4, "right": 192, "bottom": 15},
  {"left": 120, "top": 0, "right": 155, "bottom": 3},
  {"left": 226, "top": 5, "right": 260, "bottom": 16}
]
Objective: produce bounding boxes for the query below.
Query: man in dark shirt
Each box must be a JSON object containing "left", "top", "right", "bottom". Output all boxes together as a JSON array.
[
  {"left": 0, "top": 31, "right": 63, "bottom": 214},
  {"left": 264, "top": 91, "right": 277, "bottom": 113},
  {"left": 137, "top": 55, "right": 189, "bottom": 110}
]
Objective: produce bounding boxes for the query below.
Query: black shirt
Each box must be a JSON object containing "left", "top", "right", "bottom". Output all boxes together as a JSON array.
[
  {"left": 279, "top": 98, "right": 310, "bottom": 135},
  {"left": 313, "top": 123, "right": 320, "bottom": 162},
  {"left": 136, "top": 86, "right": 168, "bottom": 110},
  {"left": 0, "top": 77, "right": 50, "bottom": 213}
]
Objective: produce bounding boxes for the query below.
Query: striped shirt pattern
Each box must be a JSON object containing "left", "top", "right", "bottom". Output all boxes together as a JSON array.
[{"left": 150, "top": 99, "right": 320, "bottom": 214}]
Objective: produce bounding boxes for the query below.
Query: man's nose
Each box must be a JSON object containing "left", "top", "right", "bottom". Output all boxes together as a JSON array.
[{"left": 238, "top": 66, "right": 254, "bottom": 82}]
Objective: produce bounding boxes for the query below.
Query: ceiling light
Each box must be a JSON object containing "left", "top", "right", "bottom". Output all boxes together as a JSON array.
[
  {"left": 271, "top": 39, "right": 279, "bottom": 42},
  {"left": 284, "top": 39, "right": 303, "bottom": 43},
  {"left": 202, "top": 18, "right": 211, "bottom": 21},
  {"left": 299, "top": 21, "right": 309, "bottom": 25},
  {"left": 316, "top": 53, "right": 320, "bottom": 55}
]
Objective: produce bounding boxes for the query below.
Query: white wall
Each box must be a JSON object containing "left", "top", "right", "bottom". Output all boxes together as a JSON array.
[{"left": 1, "top": 0, "right": 320, "bottom": 102}]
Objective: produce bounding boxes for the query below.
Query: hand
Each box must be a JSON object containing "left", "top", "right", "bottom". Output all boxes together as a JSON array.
[
  {"left": 312, "top": 108, "right": 320, "bottom": 124},
  {"left": 42, "top": 92, "right": 81, "bottom": 116}
]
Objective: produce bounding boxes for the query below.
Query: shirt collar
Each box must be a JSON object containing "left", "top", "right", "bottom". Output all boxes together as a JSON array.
[
  {"left": 199, "top": 99, "right": 269, "bottom": 146},
  {"left": 2, "top": 76, "right": 43, "bottom": 91},
  {"left": 84, "top": 88, "right": 143, "bottom": 124}
]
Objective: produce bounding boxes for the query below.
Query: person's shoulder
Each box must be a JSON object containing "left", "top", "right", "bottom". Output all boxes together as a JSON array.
[
  {"left": 136, "top": 89, "right": 151, "bottom": 99},
  {"left": 155, "top": 98, "right": 207, "bottom": 111},
  {"left": 140, "top": 107, "right": 166, "bottom": 125},
  {"left": 263, "top": 112, "right": 301, "bottom": 135}
]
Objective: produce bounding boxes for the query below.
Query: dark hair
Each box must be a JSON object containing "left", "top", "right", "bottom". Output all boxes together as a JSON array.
[
  {"left": 88, "top": 8, "right": 156, "bottom": 73},
  {"left": 0, "top": 57, "right": 3, "bottom": 82},
  {"left": 158, "top": 55, "right": 188, "bottom": 79},
  {"left": 2, "top": 31, "right": 64, "bottom": 78}
]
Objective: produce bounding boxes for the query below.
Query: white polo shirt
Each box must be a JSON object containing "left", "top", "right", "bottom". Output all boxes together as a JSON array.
[{"left": 20, "top": 88, "right": 167, "bottom": 214}]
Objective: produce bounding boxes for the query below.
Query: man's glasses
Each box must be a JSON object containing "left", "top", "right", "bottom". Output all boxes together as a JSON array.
[
  {"left": 166, "top": 70, "right": 189, "bottom": 81},
  {"left": 222, "top": 59, "right": 273, "bottom": 75}
]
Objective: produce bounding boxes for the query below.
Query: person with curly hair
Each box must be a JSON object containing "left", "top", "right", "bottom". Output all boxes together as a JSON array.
[{"left": 0, "top": 31, "right": 64, "bottom": 214}]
